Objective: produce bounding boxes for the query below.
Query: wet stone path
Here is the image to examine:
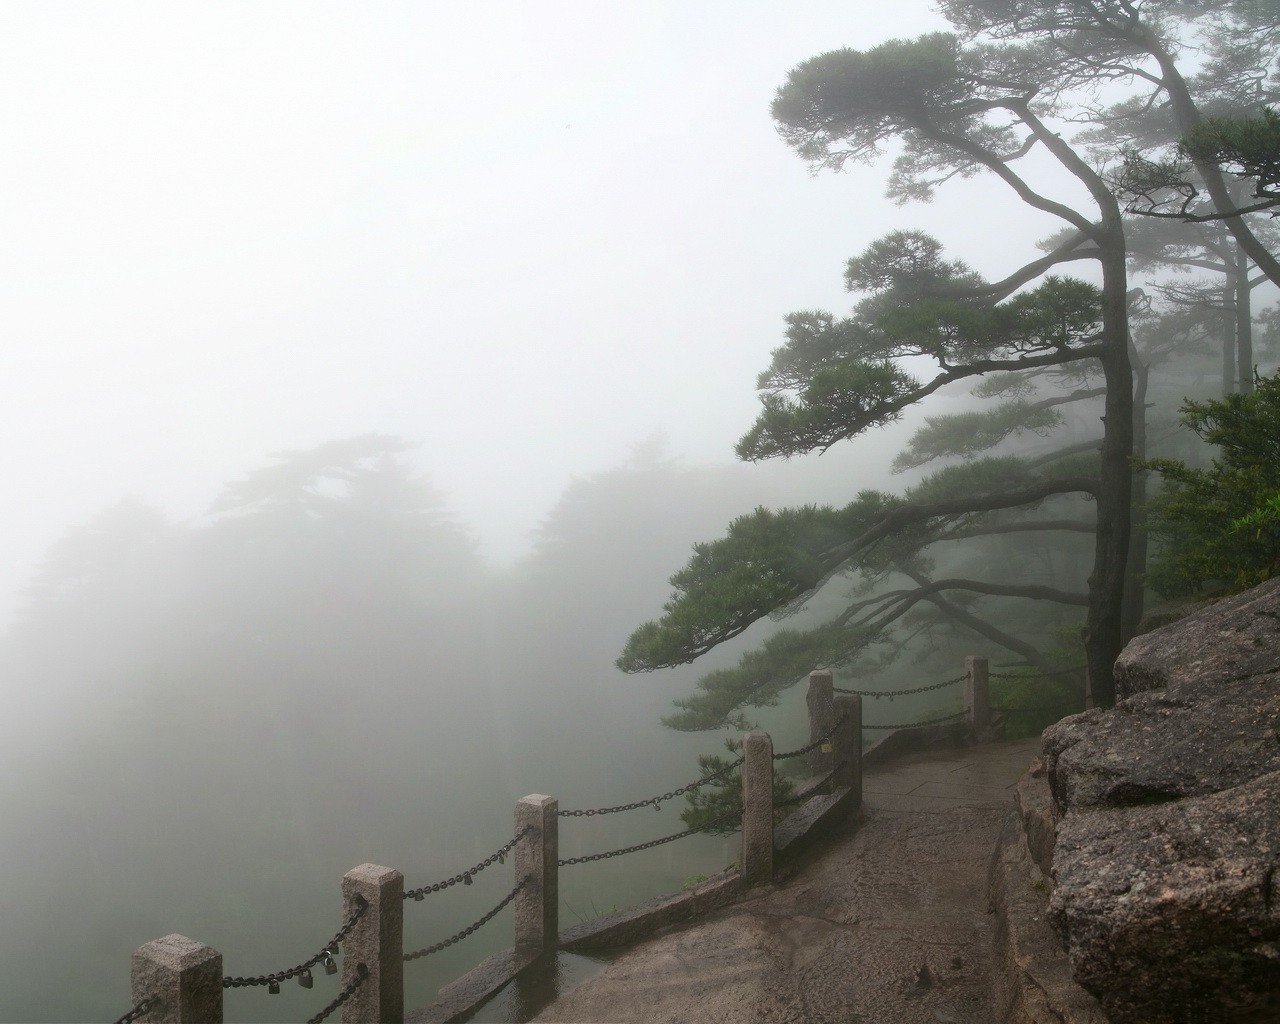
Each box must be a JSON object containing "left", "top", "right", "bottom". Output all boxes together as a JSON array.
[{"left": 531, "top": 738, "right": 1039, "bottom": 1024}]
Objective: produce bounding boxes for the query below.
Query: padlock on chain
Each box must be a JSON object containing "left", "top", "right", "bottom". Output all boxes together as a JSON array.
[
  {"left": 267, "top": 980, "right": 281, "bottom": 995},
  {"left": 298, "top": 969, "right": 314, "bottom": 990},
  {"left": 323, "top": 955, "right": 338, "bottom": 976}
]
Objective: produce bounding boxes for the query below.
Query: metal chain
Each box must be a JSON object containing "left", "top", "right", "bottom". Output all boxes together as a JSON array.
[
  {"left": 558, "top": 808, "right": 743, "bottom": 867},
  {"left": 404, "top": 827, "right": 533, "bottom": 902},
  {"left": 989, "top": 664, "right": 1085, "bottom": 680},
  {"left": 112, "top": 996, "right": 157, "bottom": 1024},
  {"left": 305, "top": 963, "right": 368, "bottom": 1024},
  {"left": 834, "top": 673, "right": 966, "bottom": 699},
  {"left": 403, "top": 878, "right": 528, "bottom": 963},
  {"left": 863, "top": 710, "right": 967, "bottom": 730},
  {"left": 558, "top": 757, "right": 745, "bottom": 817},
  {"left": 776, "top": 762, "right": 848, "bottom": 807},
  {"left": 223, "top": 897, "right": 368, "bottom": 990},
  {"left": 772, "top": 714, "right": 847, "bottom": 761}
]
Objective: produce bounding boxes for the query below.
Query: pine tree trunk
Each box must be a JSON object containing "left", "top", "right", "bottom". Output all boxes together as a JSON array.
[
  {"left": 1084, "top": 234, "right": 1134, "bottom": 708},
  {"left": 1121, "top": 357, "right": 1149, "bottom": 641},
  {"left": 1236, "top": 242, "right": 1254, "bottom": 394},
  {"left": 1223, "top": 283, "right": 1237, "bottom": 396}
]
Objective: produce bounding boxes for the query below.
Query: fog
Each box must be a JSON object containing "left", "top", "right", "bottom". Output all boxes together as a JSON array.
[{"left": 2, "top": 3, "right": 1259, "bottom": 1022}]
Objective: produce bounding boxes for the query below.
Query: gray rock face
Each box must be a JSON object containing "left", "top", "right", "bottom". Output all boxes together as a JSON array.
[
  {"left": 1051, "top": 772, "right": 1280, "bottom": 1024},
  {"left": 1043, "top": 679, "right": 1280, "bottom": 815},
  {"left": 1044, "top": 577, "right": 1280, "bottom": 1023},
  {"left": 1113, "top": 576, "right": 1280, "bottom": 700}
]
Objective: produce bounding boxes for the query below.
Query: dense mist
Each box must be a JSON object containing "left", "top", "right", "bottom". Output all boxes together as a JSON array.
[
  {"left": 6, "top": 2, "right": 1280, "bottom": 1022},
  {"left": 0, "top": 431, "right": 920, "bottom": 1020}
]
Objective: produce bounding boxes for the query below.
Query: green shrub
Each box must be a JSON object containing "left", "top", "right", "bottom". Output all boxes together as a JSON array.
[{"left": 1147, "top": 373, "right": 1280, "bottom": 596}]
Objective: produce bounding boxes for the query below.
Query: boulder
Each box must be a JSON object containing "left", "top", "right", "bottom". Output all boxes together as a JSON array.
[
  {"left": 1043, "top": 576, "right": 1280, "bottom": 1022},
  {"left": 1050, "top": 771, "right": 1280, "bottom": 1024},
  {"left": 1113, "top": 576, "right": 1280, "bottom": 699},
  {"left": 1042, "top": 679, "right": 1280, "bottom": 815}
]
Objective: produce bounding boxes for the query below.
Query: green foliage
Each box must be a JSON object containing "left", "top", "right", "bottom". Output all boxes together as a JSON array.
[
  {"left": 893, "top": 402, "right": 1064, "bottom": 471},
  {"left": 844, "top": 231, "right": 977, "bottom": 294},
  {"left": 771, "top": 34, "right": 972, "bottom": 168},
  {"left": 1181, "top": 107, "right": 1280, "bottom": 201},
  {"left": 663, "top": 620, "right": 880, "bottom": 731},
  {"left": 738, "top": 360, "right": 921, "bottom": 461},
  {"left": 738, "top": 267, "right": 1103, "bottom": 464},
  {"left": 991, "top": 666, "right": 1084, "bottom": 740},
  {"left": 1147, "top": 371, "right": 1280, "bottom": 595},
  {"left": 616, "top": 503, "right": 870, "bottom": 672},
  {"left": 679, "top": 738, "right": 795, "bottom": 835}
]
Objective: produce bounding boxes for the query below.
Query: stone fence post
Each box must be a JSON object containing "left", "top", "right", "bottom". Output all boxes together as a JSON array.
[
  {"left": 806, "top": 669, "right": 835, "bottom": 776},
  {"left": 965, "top": 656, "right": 992, "bottom": 735},
  {"left": 740, "top": 730, "right": 774, "bottom": 884},
  {"left": 341, "top": 863, "right": 404, "bottom": 1024},
  {"left": 833, "top": 692, "right": 862, "bottom": 806},
  {"left": 131, "top": 934, "right": 223, "bottom": 1024},
  {"left": 514, "top": 794, "right": 558, "bottom": 954}
]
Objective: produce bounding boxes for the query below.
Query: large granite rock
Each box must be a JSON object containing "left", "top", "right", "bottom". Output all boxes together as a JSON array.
[
  {"left": 1113, "top": 576, "right": 1280, "bottom": 700},
  {"left": 1051, "top": 772, "right": 1280, "bottom": 1024},
  {"left": 1042, "top": 679, "right": 1280, "bottom": 814},
  {"left": 1043, "top": 577, "right": 1280, "bottom": 1023}
]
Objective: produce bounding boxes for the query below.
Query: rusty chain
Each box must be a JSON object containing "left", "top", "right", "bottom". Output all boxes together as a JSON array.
[
  {"left": 863, "top": 710, "right": 967, "bottom": 730},
  {"left": 112, "top": 996, "right": 157, "bottom": 1024},
  {"left": 776, "top": 762, "right": 848, "bottom": 807},
  {"left": 404, "top": 827, "right": 533, "bottom": 901},
  {"left": 989, "top": 664, "right": 1085, "bottom": 680},
  {"left": 558, "top": 756, "right": 745, "bottom": 817},
  {"left": 772, "top": 714, "right": 847, "bottom": 761},
  {"left": 835, "top": 673, "right": 966, "bottom": 699},
  {"left": 558, "top": 807, "right": 743, "bottom": 867},
  {"left": 223, "top": 896, "right": 367, "bottom": 991},
  {"left": 305, "top": 963, "right": 368, "bottom": 1024},
  {"left": 403, "top": 878, "right": 528, "bottom": 963}
]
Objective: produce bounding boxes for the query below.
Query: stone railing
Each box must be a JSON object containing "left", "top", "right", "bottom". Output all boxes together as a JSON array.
[{"left": 112, "top": 658, "right": 1003, "bottom": 1024}]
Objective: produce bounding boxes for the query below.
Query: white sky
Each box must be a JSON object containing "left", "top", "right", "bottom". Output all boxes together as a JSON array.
[{"left": 0, "top": 1, "right": 1098, "bottom": 617}]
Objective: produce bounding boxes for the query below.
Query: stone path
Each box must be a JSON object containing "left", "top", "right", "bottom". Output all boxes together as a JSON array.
[{"left": 532, "top": 738, "right": 1039, "bottom": 1024}]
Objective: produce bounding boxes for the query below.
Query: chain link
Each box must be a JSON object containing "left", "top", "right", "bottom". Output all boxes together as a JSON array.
[
  {"left": 404, "top": 827, "right": 532, "bottom": 902},
  {"left": 558, "top": 807, "right": 742, "bottom": 866},
  {"left": 305, "top": 963, "right": 368, "bottom": 1024},
  {"left": 223, "top": 897, "right": 368, "bottom": 990},
  {"left": 776, "top": 762, "right": 847, "bottom": 807},
  {"left": 835, "top": 673, "right": 966, "bottom": 699},
  {"left": 112, "top": 996, "right": 157, "bottom": 1024},
  {"left": 558, "top": 757, "right": 745, "bottom": 817},
  {"left": 772, "top": 714, "right": 846, "bottom": 761},
  {"left": 863, "top": 710, "right": 967, "bottom": 730},
  {"left": 989, "top": 664, "right": 1085, "bottom": 680},
  {"left": 403, "top": 878, "right": 528, "bottom": 963}
]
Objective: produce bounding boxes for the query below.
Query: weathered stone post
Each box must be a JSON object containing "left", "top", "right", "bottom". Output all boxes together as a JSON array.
[
  {"left": 806, "top": 669, "right": 835, "bottom": 776},
  {"left": 514, "top": 794, "right": 558, "bottom": 953},
  {"left": 833, "top": 692, "right": 862, "bottom": 806},
  {"left": 740, "top": 730, "right": 774, "bottom": 884},
  {"left": 341, "top": 863, "right": 404, "bottom": 1024},
  {"left": 966, "top": 656, "right": 992, "bottom": 735},
  {"left": 131, "top": 934, "right": 223, "bottom": 1024}
]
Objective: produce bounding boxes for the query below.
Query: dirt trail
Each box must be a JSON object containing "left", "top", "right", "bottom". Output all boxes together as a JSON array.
[{"left": 532, "top": 739, "right": 1038, "bottom": 1024}]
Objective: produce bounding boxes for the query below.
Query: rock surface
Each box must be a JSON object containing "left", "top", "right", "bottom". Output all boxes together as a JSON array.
[
  {"left": 1042, "top": 678, "right": 1280, "bottom": 814},
  {"left": 989, "top": 813, "right": 1107, "bottom": 1024},
  {"left": 1044, "top": 576, "right": 1280, "bottom": 1024},
  {"left": 1113, "top": 576, "right": 1280, "bottom": 700}
]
